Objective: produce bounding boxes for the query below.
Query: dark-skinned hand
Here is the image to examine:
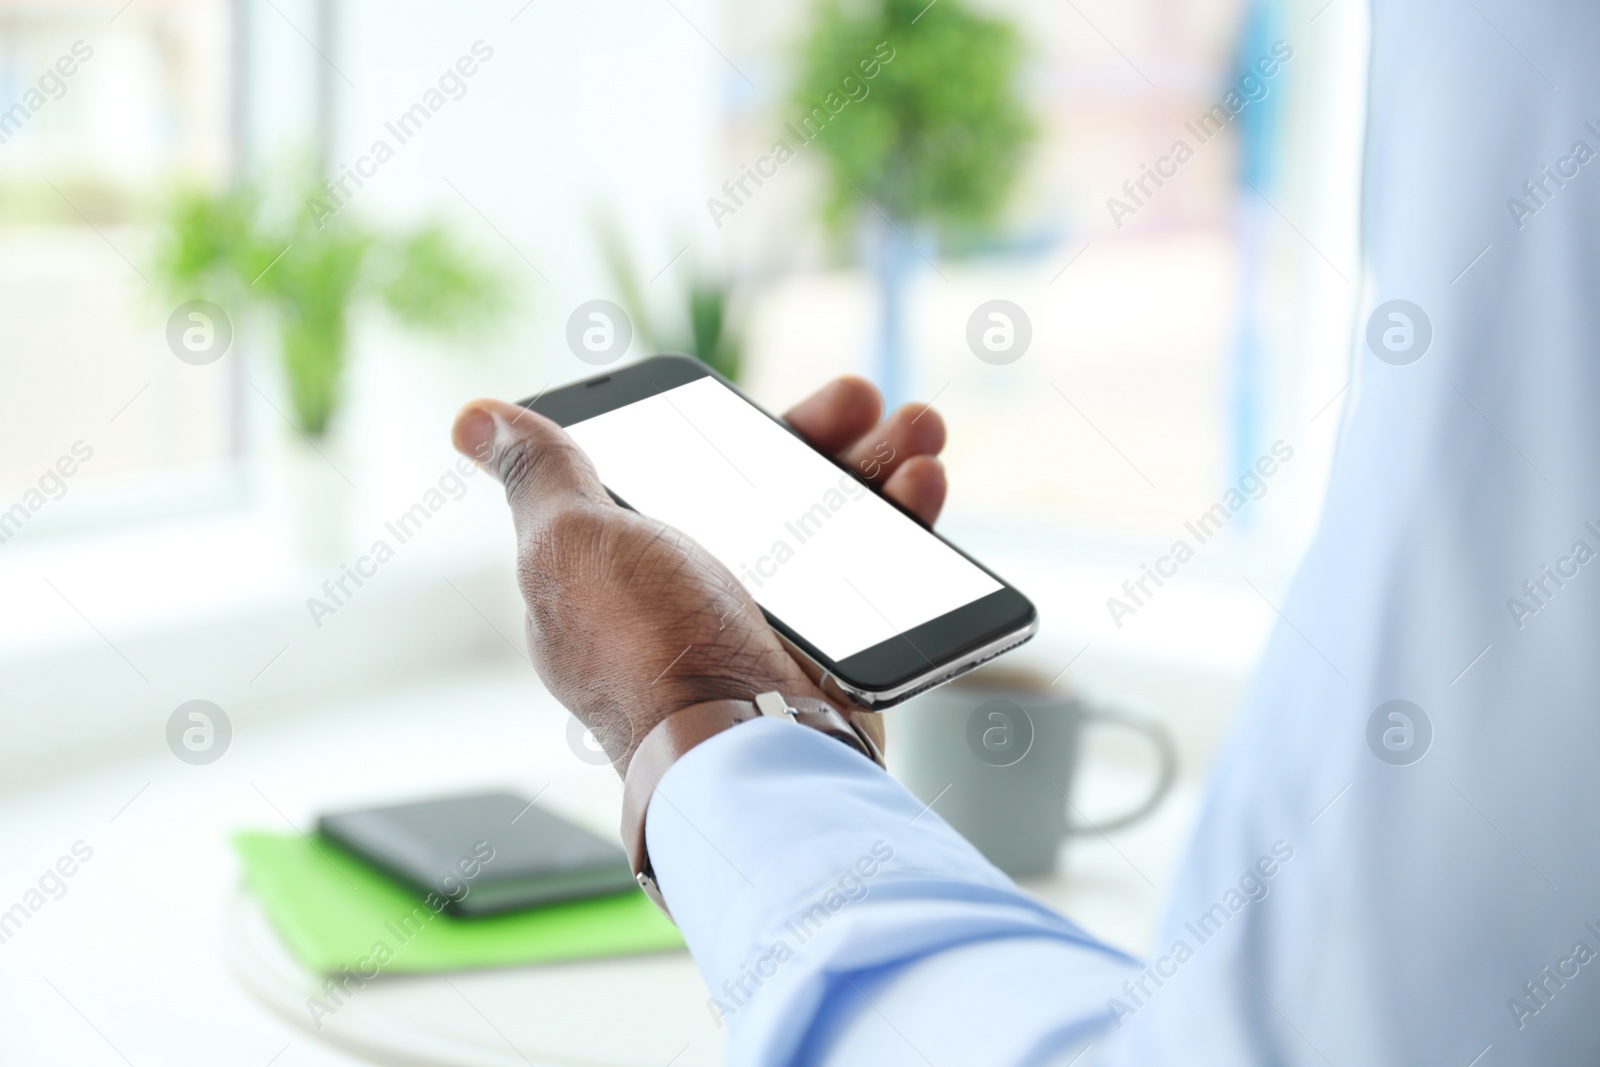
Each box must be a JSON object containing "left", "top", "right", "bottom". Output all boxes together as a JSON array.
[{"left": 452, "top": 376, "right": 946, "bottom": 774}]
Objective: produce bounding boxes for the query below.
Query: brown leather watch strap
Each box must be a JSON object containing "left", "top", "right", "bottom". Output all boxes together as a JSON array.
[{"left": 620, "top": 692, "right": 885, "bottom": 918}]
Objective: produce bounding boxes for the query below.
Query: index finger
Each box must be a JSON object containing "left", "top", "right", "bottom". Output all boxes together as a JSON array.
[{"left": 782, "top": 376, "right": 883, "bottom": 454}]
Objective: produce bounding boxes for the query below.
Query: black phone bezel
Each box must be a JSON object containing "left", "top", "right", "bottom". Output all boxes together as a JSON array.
[{"left": 520, "top": 355, "right": 1037, "bottom": 697}]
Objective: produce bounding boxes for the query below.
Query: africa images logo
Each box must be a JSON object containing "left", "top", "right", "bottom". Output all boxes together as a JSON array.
[
  {"left": 1366, "top": 300, "right": 1431, "bottom": 365},
  {"left": 1106, "top": 841, "right": 1295, "bottom": 1028},
  {"left": 1105, "top": 41, "right": 1293, "bottom": 229},
  {"left": 1365, "top": 700, "right": 1431, "bottom": 766}
]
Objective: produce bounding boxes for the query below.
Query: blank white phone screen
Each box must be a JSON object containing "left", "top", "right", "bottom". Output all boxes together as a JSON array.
[{"left": 564, "top": 376, "right": 1002, "bottom": 661}]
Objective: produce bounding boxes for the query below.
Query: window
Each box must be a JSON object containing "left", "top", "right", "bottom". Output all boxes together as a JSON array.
[
  {"left": 718, "top": 0, "right": 1365, "bottom": 576},
  {"left": 0, "top": 0, "right": 236, "bottom": 532}
]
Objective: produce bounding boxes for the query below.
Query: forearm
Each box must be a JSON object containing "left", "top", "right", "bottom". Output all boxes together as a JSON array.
[{"left": 647, "top": 718, "right": 1138, "bottom": 1065}]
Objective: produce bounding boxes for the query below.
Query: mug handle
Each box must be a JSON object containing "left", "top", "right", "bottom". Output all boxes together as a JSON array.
[{"left": 1065, "top": 705, "right": 1178, "bottom": 835}]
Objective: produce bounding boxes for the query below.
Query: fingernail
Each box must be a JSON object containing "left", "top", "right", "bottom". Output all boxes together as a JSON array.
[{"left": 453, "top": 407, "right": 496, "bottom": 463}]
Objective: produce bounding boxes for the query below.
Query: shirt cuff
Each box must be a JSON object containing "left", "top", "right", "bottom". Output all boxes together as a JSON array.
[{"left": 645, "top": 716, "right": 1132, "bottom": 1064}]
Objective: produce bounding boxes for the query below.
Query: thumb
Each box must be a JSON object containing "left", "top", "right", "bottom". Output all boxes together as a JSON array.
[{"left": 451, "top": 398, "right": 611, "bottom": 528}]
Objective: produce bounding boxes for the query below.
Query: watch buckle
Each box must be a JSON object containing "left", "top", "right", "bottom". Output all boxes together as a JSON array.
[
  {"left": 754, "top": 691, "right": 798, "bottom": 719},
  {"left": 636, "top": 869, "right": 672, "bottom": 919}
]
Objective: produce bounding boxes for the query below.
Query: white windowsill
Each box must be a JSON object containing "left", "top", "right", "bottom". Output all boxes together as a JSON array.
[
  {"left": 0, "top": 500, "right": 1282, "bottom": 795},
  {"left": 0, "top": 500, "right": 528, "bottom": 790}
]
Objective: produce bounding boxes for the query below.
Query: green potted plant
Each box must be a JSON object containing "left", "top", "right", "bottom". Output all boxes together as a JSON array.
[
  {"left": 154, "top": 169, "right": 509, "bottom": 556},
  {"left": 793, "top": 0, "right": 1034, "bottom": 404}
]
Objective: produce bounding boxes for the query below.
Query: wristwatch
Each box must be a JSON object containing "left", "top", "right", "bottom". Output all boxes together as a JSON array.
[{"left": 619, "top": 691, "right": 886, "bottom": 918}]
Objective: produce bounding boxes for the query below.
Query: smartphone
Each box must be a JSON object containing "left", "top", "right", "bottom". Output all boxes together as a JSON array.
[{"left": 522, "top": 355, "right": 1037, "bottom": 708}]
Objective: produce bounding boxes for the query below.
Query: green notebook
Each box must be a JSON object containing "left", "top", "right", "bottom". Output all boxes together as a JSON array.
[{"left": 233, "top": 831, "right": 683, "bottom": 975}]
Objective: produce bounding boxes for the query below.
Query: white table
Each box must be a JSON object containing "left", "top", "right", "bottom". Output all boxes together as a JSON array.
[{"left": 0, "top": 661, "right": 1203, "bottom": 1067}]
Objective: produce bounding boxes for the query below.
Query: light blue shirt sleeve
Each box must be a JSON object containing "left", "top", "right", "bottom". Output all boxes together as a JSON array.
[{"left": 646, "top": 717, "right": 1141, "bottom": 1066}]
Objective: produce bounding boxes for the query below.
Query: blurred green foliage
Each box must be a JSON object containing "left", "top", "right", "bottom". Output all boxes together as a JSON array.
[
  {"left": 595, "top": 216, "right": 741, "bottom": 382},
  {"left": 793, "top": 0, "right": 1035, "bottom": 237},
  {"left": 685, "top": 280, "right": 738, "bottom": 382},
  {"left": 154, "top": 172, "right": 509, "bottom": 436}
]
